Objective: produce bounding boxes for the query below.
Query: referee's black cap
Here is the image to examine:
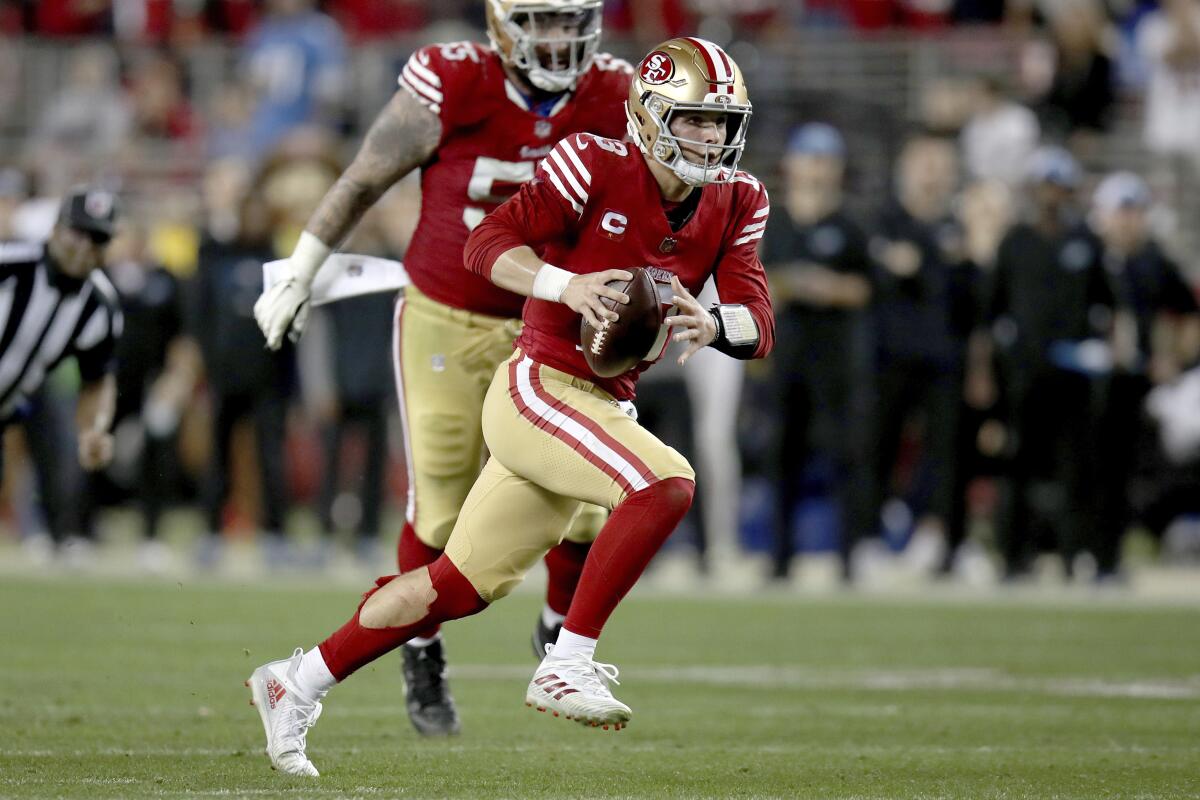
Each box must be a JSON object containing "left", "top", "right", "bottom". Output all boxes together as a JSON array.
[{"left": 59, "top": 185, "right": 119, "bottom": 243}]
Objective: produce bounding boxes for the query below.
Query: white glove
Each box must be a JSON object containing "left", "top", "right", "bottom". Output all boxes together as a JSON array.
[
  {"left": 254, "top": 277, "right": 311, "bottom": 350},
  {"left": 253, "top": 232, "right": 330, "bottom": 350}
]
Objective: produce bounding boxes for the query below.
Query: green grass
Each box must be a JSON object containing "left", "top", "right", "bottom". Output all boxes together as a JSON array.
[{"left": 1, "top": 577, "right": 1198, "bottom": 799}]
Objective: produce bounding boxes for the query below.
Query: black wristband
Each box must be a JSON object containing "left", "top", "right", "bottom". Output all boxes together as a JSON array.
[{"left": 707, "top": 304, "right": 759, "bottom": 359}]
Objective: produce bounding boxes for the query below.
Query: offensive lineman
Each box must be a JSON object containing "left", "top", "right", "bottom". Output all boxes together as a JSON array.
[
  {"left": 247, "top": 38, "right": 774, "bottom": 777},
  {"left": 252, "top": 0, "right": 631, "bottom": 736}
]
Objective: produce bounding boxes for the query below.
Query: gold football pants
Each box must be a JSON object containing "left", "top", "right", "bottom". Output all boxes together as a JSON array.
[
  {"left": 393, "top": 287, "right": 606, "bottom": 550},
  {"left": 443, "top": 351, "right": 694, "bottom": 601}
]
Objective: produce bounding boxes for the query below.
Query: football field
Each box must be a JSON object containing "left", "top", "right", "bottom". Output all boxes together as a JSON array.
[{"left": 2, "top": 575, "right": 1198, "bottom": 799}]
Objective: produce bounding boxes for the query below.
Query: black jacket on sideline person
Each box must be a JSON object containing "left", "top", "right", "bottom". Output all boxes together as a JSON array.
[
  {"left": 761, "top": 206, "right": 873, "bottom": 578},
  {"left": 988, "top": 219, "right": 1114, "bottom": 576},
  {"left": 192, "top": 238, "right": 295, "bottom": 395}
]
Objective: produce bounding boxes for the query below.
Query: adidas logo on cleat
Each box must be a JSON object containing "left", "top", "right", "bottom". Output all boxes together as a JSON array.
[
  {"left": 533, "top": 673, "right": 580, "bottom": 700},
  {"left": 266, "top": 677, "right": 287, "bottom": 709}
]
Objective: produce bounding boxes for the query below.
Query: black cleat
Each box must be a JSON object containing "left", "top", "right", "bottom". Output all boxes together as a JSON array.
[
  {"left": 531, "top": 615, "right": 561, "bottom": 660},
  {"left": 401, "top": 640, "right": 461, "bottom": 736}
]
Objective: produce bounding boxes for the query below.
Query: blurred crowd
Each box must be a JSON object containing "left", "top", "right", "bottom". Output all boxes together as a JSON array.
[
  {"left": 4, "top": 0, "right": 1195, "bottom": 40},
  {"left": 2, "top": 0, "right": 1200, "bottom": 584},
  {"left": 756, "top": 129, "right": 1200, "bottom": 586},
  {"left": 0, "top": 0, "right": 1101, "bottom": 41}
]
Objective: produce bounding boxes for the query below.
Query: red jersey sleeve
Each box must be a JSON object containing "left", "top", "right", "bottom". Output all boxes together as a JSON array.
[
  {"left": 397, "top": 41, "right": 488, "bottom": 136},
  {"left": 714, "top": 174, "right": 775, "bottom": 359},
  {"left": 463, "top": 135, "right": 593, "bottom": 280}
]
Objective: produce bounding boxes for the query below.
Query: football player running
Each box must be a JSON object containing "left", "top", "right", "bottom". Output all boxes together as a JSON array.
[
  {"left": 252, "top": 0, "right": 631, "bottom": 738},
  {"left": 247, "top": 38, "right": 773, "bottom": 777}
]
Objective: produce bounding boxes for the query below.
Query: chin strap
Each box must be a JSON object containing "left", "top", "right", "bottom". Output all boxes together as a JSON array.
[{"left": 707, "top": 304, "right": 759, "bottom": 359}]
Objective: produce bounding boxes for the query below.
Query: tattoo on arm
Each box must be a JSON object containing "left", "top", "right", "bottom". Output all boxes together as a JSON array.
[{"left": 306, "top": 89, "right": 441, "bottom": 247}]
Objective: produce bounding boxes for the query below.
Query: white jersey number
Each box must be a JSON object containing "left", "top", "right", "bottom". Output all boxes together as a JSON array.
[
  {"left": 463, "top": 157, "right": 536, "bottom": 231},
  {"left": 576, "top": 134, "right": 628, "bottom": 156}
]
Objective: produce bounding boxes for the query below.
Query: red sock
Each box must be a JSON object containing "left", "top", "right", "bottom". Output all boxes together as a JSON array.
[
  {"left": 543, "top": 540, "right": 591, "bottom": 616},
  {"left": 397, "top": 521, "right": 442, "bottom": 572},
  {"left": 395, "top": 521, "right": 445, "bottom": 639},
  {"left": 563, "top": 477, "right": 694, "bottom": 639},
  {"left": 318, "top": 555, "right": 487, "bottom": 681}
]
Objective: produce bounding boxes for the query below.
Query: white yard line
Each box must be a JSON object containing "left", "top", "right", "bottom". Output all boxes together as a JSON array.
[{"left": 444, "top": 664, "right": 1200, "bottom": 700}]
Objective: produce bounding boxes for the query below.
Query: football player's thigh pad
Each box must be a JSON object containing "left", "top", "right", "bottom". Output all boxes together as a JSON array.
[
  {"left": 483, "top": 355, "right": 695, "bottom": 511},
  {"left": 444, "top": 458, "right": 582, "bottom": 602}
]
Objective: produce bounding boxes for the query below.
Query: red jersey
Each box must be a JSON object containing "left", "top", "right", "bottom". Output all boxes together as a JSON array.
[
  {"left": 397, "top": 41, "right": 632, "bottom": 318},
  {"left": 465, "top": 132, "right": 775, "bottom": 400}
]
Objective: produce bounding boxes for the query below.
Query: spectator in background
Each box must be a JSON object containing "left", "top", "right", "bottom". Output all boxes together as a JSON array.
[
  {"left": 604, "top": 0, "right": 691, "bottom": 43},
  {"left": 330, "top": 0, "right": 427, "bottom": 39},
  {"left": 839, "top": 0, "right": 953, "bottom": 29},
  {"left": 960, "top": 74, "right": 1040, "bottom": 185},
  {"left": 126, "top": 51, "right": 201, "bottom": 146},
  {"left": 951, "top": 0, "right": 1005, "bottom": 24},
  {"left": 78, "top": 221, "right": 202, "bottom": 571},
  {"left": 1024, "top": 0, "right": 1116, "bottom": 144},
  {"left": 852, "top": 133, "right": 970, "bottom": 580},
  {"left": 311, "top": 186, "right": 415, "bottom": 566},
  {"left": 985, "top": 146, "right": 1113, "bottom": 579},
  {"left": 192, "top": 178, "right": 295, "bottom": 568},
  {"left": 26, "top": 44, "right": 132, "bottom": 192},
  {"left": 205, "top": 83, "right": 258, "bottom": 163},
  {"left": 1136, "top": 0, "right": 1200, "bottom": 169},
  {"left": 761, "top": 124, "right": 872, "bottom": 581},
  {"left": 1090, "top": 171, "right": 1200, "bottom": 580},
  {"left": 243, "top": 0, "right": 347, "bottom": 159},
  {"left": 310, "top": 294, "right": 390, "bottom": 559},
  {"left": 944, "top": 177, "right": 1015, "bottom": 575},
  {"left": 32, "top": 0, "right": 112, "bottom": 36},
  {"left": 164, "top": 0, "right": 258, "bottom": 43}
]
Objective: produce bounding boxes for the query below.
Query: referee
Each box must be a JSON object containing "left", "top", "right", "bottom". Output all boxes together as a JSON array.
[{"left": 0, "top": 185, "right": 124, "bottom": 484}]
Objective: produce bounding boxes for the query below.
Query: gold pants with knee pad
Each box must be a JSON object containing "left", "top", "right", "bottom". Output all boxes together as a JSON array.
[
  {"left": 444, "top": 351, "right": 694, "bottom": 601},
  {"left": 394, "top": 287, "right": 606, "bottom": 550}
]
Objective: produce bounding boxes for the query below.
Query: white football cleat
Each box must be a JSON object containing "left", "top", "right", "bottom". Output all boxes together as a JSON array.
[
  {"left": 246, "top": 648, "right": 323, "bottom": 777},
  {"left": 525, "top": 647, "right": 631, "bottom": 730}
]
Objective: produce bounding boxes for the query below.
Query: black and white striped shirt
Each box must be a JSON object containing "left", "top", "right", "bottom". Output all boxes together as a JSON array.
[{"left": 0, "top": 241, "right": 123, "bottom": 422}]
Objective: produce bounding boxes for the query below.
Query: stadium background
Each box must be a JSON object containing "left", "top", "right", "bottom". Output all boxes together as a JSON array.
[{"left": 1, "top": 2, "right": 1199, "bottom": 797}]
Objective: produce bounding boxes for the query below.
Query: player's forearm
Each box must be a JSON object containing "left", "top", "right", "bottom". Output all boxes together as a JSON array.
[
  {"left": 76, "top": 374, "right": 116, "bottom": 434},
  {"left": 484, "top": 246, "right": 552, "bottom": 297},
  {"left": 302, "top": 90, "right": 441, "bottom": 259},
  {"left": 304, "top": 175, "right": 385, "bottom": 250}
]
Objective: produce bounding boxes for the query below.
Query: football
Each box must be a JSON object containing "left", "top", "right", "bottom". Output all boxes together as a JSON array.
[{"left": 580, "top": 267, "right": 663, "bottom": 378}]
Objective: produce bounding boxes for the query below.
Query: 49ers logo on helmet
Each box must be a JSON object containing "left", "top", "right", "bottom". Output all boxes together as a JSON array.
[{"left": 639, "top": 51, "right": 674, "bottom": 85}]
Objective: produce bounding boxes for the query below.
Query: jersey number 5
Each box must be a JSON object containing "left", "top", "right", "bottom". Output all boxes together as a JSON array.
[{"left": 463, "top": 157, "right": 536, "bottom": 231}]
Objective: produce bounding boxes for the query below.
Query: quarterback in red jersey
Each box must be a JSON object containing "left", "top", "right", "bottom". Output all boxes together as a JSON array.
[
  {"left": 246, "top": 37, "right": 772, "bottom": 776},
  {"left": 253, "top": 1, "right": 631, "bottom": 738}
]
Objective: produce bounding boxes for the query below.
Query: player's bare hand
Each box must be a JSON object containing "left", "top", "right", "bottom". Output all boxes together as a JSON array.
[
  {"left": 254, "top": 277, "right": 312, "bottom": 350},
  {"left": 78, "top": 430, "right": 114, "bottom": 471},
  {"left": 562, "top": 269, "right": 632, "bottom": 329},
  {"left": 665, "top": 276, "right": 717, "bottom": 366}
]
